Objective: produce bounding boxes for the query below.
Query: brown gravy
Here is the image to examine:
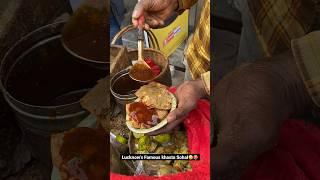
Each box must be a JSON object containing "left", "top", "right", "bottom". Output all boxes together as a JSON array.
[
  {"left": 128, "top": 102, "right": 156, "bottom": 123},
  {"left": 129, "top": 63, "right": 155, "bottom": 81}
]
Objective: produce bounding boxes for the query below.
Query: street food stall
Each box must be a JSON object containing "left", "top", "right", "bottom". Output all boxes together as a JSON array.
[
  {"left": 0, "top": 0, "right": 210, "bottom": 179},
  {"left": 109, "top": 3, "right": 210, "bottom": 178}
]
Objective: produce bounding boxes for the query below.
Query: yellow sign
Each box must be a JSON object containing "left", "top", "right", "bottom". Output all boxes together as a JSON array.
[{"left": 150, "top": 11, "right": 189, "bottom": 57}]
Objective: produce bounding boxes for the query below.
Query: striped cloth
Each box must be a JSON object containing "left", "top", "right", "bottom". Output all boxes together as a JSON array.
[
  {"left": 248, "top": 0, "right": 320, "bottom": 108},
  {"left": 184, "top": 0, "right": 211, "bottom": 81},
  {"left": 292, "top": 31, "right": 320, "bottom": 108},
  {"left": 247, "top": 0, "right": 318, "bottom": 56}
]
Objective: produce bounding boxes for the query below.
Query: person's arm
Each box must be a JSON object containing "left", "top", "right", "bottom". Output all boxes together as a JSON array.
[
  {"left": 212, "top": 30, "right": 320, "bottom": 179},
  {"left": 212, "top": 50, "right": 313, "bottom": 179}
]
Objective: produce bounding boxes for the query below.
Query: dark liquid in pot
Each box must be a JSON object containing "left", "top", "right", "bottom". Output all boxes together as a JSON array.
[
  {"left": 112, "top": 74, "right": 143, "bottom": 95},
  {"left": 6, "top": 38, "right": 105, "bottom": 106},
  {"left": 62, "top": 4, "right": 107, "bottom": 62}
]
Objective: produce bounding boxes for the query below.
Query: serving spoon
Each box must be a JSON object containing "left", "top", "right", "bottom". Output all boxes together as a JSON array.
[{"left": 128, "top": 28, "right": 154, "bottom": 82}]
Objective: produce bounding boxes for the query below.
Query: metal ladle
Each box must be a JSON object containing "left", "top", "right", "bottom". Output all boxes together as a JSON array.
[
  {"left": 61, "top": 0, "right": 108, "bottom": 70},
  {"left": 128, "top": 28, "right": 153, "bottom": 82}
]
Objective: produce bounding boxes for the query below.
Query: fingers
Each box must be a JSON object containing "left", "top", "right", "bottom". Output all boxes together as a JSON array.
[
  {"left": 147, "top": 94, "right": 197, "bottom": 136},
  {"left": 132, "top": 0, "right": 146, "bottom": 27},
  {"left": 132, "top": 0, "right": 166, "bottom": 29},
  {"left": 146, "top": 14, "right": 165, "bottom": 27},
  {"left": 132, "top": 0, "right": 154, "bottom": 28},
  {"left": 132, "top": 17, "right": 139, "bottom": 27},
  {"left": 147, "top": 107, "right": 190, "bottom": 136},
  {"left": 138, "top": 16, "right": 145, "bottom": 28},
  {"left": 170, "top": 95, "right": 197, "bottom": 122},
  {"left": 134, "top": 15, "right": 165, "bottom": 29},
  {"left": 132, "top": 1, "right": 144, "bottom": 22},
  {"left": 144, "top": 23, "right": 150, "bottom": 30},
  {"left": 147, "top": 118, "right": 183, "bottom": 136},
  {"left": 166, "top": 107, "right": 188, "bottom": 123}
]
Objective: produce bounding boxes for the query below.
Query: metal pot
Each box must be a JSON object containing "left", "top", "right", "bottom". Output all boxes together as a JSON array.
[{"left": 0, "top": 21, "right": 106, "bottom": 167}]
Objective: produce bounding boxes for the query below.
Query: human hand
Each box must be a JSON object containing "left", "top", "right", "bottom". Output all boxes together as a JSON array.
[
  {"left": 132, "top": 0, "right": 179, "bottom": 29},
  {"left": 148, "top": 79, "right": 207, "bottom": 136}
]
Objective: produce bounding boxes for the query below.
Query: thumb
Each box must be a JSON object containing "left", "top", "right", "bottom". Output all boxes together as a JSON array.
[
  {"left": 133, "top": 1, "right": 152, "bottom": 27},
  {"left": 132, "top": 0, "right": 152, "bottom": 19},
  {"left": 132, "top": 1, "right": 145, "bottom": 27},
  {"left": 167, "top": 107, "right": 189, "bottom": 123},
  {"left": 167, "top": 97, "right": 197, "bottom": 122},
  {"left": 132, "top": 1, "right": 144, "bottom": 19}
]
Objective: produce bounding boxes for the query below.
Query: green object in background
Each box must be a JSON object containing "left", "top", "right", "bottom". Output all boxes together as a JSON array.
[
  {"left": 133, "top": 132, "right": 144, "bottom": 138},
  {"left": 138, "top": 136, "right": 151, "bottom": 151},
  {"left": 116, "top": 135, "right": 128, "bottom": 144},
  {"left": 138, "top": 135, "right": 150, "bottom": 144},
  {"left": 154, "top": 134, "right": 171, "bottom": 144}
]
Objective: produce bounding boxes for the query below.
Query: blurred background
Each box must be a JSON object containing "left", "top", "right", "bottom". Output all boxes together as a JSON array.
[{"left": 0, "top": 0, "right": 206, "bottom": 179}]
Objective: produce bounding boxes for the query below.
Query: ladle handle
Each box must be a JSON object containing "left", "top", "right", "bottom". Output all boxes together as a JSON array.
[
  {"left": 111, "top": 25, "right": 160, "bottom": 50},
  {"left": 137, "top": 28, "right": 144, "bottom": 61},
  {"left": 137, "top": 28, "right": 144, "bottom": 41}
]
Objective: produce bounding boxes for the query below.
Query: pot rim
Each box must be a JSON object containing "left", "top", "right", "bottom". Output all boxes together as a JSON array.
[
  {"left": 110, "top": 68, "right": 141, "bottom": 99},
  {"left": 0, "top": 21, "right": 94, "bottom": 110}
]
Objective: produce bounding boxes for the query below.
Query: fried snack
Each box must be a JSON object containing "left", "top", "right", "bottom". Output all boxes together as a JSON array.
[
  {"left": 126, "top": 82, "right": 176, "bottom": 134},
  {"left": 51, "top": 127, "right": 107, "bottom": 180},
  {"left": 134, "top": 82, "right": 172, "bottom": 110},
  {"left": 127, "top": 82, "right": 172, "bottom": 129},
  {"left": 155, "top": 109, "right": 169, "bottom": 120}
]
